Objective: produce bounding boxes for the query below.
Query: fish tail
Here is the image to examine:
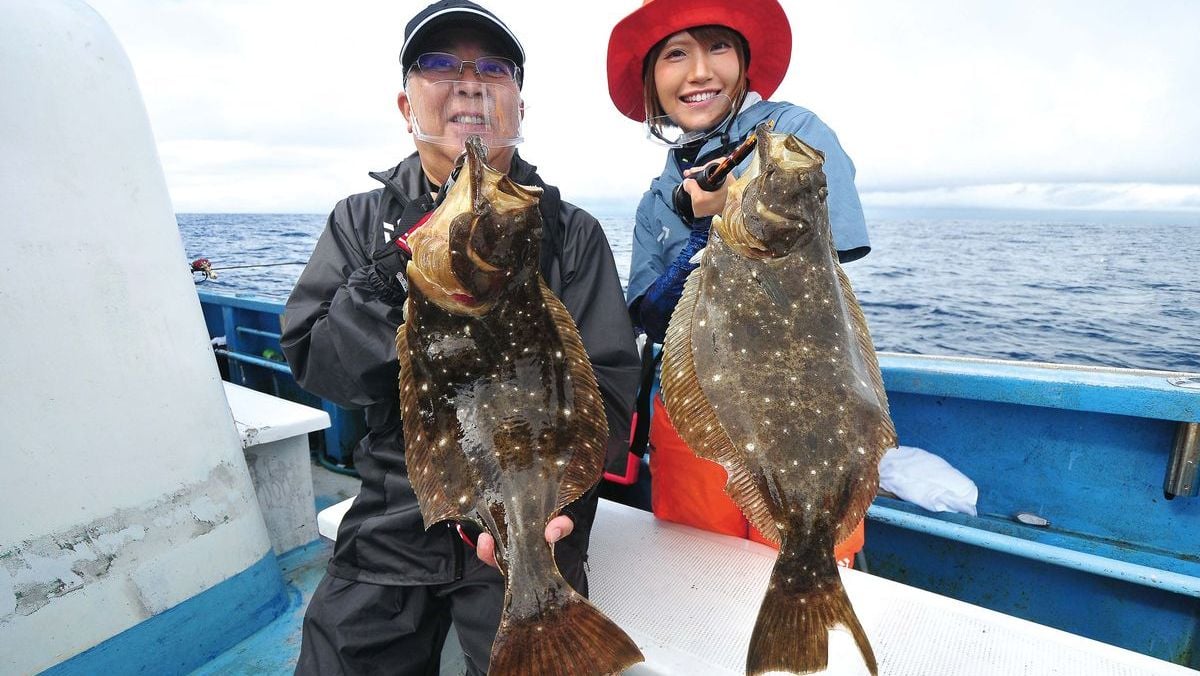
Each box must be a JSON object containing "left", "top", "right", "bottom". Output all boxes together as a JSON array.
[
  {"left": 488, "top": 590, "right": 644, "bottom": 676},
  {"left": 747, "top": 541, "right": 877, "bottom": 676}
]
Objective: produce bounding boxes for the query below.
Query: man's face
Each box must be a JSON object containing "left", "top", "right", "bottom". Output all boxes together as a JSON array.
[{"left": 399, "top": 33, "right": 522, "bottom": 177}]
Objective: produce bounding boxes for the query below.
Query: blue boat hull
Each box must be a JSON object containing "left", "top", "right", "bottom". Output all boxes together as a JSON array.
[{"left": 197, "top": 291, "right": 1200, "bottom": 667}]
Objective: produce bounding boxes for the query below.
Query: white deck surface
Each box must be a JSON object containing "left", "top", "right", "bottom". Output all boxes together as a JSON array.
[
  {"left": 317, "top": 498, "right": 1193, "bottom": 675},
  {"left": 223, "top": 381, "right": 330, "bottom": 447}
]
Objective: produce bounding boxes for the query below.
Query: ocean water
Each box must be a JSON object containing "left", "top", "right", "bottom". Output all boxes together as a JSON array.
[{"left": 178, "top": 209, "right": 1200, "bottom": 373}]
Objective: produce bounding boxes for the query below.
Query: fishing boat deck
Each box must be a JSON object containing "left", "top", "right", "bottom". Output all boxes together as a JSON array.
[
  {"left": 313, "top": 498, "right": 1193, "bottom": 676},
  {"left": 190, "top": 290, "right": 1200, "bottom": 672}
]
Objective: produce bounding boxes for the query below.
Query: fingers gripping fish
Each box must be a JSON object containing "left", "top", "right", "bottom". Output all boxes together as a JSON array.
[
  {"left": 397, "top": 137, "right": 643, "bottom": 676},
  {"left": 661, "top": 123, "right": 896, "bottom": 675}
]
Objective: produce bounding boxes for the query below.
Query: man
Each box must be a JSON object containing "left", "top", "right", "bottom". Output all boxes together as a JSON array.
[{"left": 281, "top": 2, "right": 640, "bottom": 673}]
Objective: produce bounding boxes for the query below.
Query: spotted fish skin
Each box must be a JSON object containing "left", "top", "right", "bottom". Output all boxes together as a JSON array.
[
  {"left": 397, "top": 137, "right": 643, "bottom": 676},
  {"left": 661, "top": 124, "right": 896, "bottom": 675}
]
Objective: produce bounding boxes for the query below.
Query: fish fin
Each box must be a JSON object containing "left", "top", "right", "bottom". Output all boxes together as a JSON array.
[
  {"left": 832, "top": 259, "right": 899, "bottom": 544},
  {"left": 662, "top": 266, "right": 780, "bottom": 541},
  {"left": 396, "top": 320, "right": 477, "bottom": 529},
  {"left": 834, "top": 260, "right": 891, "bottom": 427},
  {"left": 539, "top": 282, "right": 607, "bottom": 514},
  {"left": 489, "top": 589, "right": 644, "bottom": 676},
  {"left": 747, "top": 536, "right": 877, "bottom": 676}
]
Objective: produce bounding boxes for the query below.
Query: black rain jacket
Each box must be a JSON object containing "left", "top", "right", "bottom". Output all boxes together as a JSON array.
[{"left": 281, "top": 152, "right": 640, "bottom": 585}]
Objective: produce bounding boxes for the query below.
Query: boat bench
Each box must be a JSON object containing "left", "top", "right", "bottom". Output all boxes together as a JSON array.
[
  {"left": 315, "top": 497, "right": 1190, "bottom": 674},
  {"left": 223, "top": 382, "right": 330, "bottom": 554}
]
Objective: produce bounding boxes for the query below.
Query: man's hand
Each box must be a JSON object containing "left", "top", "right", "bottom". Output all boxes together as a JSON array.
[
  {"left": 682, "top": 161, "right": 733, "bottom": 219},
  {"left": 475, "top": 515, "right": 574, "bottom": 568}
]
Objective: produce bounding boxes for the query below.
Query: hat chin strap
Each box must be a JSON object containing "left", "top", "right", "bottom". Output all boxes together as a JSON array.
[
  {"left": 721, "top": 90, "right": 765, "bottom": 143},
  {"left": 716, "top": 90, "right": 746, "bottom": 146}
]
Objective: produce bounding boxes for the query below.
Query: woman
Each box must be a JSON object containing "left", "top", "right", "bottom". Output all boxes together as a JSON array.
[{"left": 607, "top": 0, "right": 871, "bottom": 565}]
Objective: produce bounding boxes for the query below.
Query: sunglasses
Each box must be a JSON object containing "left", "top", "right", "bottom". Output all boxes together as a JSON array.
[{"left": 411, "top": 52, "right": 520, "bottom": 82}]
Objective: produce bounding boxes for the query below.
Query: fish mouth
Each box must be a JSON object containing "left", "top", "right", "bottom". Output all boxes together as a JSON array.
[
  {"left": 753, "top": 190, "right": 816, "bottom": 224},
  {"left": 712, "top": 213, "right": 772, "bottom": 260},
  {"left": 402, "top": 136, "right": 540, "bottom": 317},
  {"left": 713, "top": 125, "right": 831, "bottom": 258},
  {"left": 407, "top": 258, "right": 492, "bottom": 316},
  {"left": 466, "top": 238, "right": 503, "bottom": 273},
  {"left": 735, "top": 185, "right": 821, "bottom": 257}
]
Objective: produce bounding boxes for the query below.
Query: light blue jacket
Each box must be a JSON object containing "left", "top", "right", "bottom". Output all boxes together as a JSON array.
[{"left": 626, "top": 99, "right": 871, "bottom": 308}]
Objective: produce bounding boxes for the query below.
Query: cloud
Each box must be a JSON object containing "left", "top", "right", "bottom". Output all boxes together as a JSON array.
[{"left": 88, "top": 0, "right": 1200, "bottom": 212}]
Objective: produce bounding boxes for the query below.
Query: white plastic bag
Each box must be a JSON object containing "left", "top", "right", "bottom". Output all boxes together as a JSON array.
[{"left": 879, "top": 446, "right": 978, "bottom": 516}]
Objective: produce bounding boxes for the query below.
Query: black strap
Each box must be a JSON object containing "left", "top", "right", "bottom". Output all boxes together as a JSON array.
[
  {"left": 369, "top": 191, "right": 433, "bottom": 277},
  {"left": 629, "top": 341, "right": 663, "bottom": 458},
  {"left": 397, "top": 193, "right": 434, "bottom": 230},
  {"left": 536, "top": 184, "right": 563, "bottom": 280}
]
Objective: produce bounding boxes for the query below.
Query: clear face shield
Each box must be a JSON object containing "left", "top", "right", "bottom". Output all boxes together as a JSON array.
[
  {"left": 644, "top": 93, "right": 735, "bottom": 148},
  {"left": 406, "top": 79, "right": 524, "bottom": 150}
]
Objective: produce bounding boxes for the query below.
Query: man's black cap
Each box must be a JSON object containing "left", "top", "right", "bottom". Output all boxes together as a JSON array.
[{"left": 400, "top": 1, "right": 525, "bottom": 77}]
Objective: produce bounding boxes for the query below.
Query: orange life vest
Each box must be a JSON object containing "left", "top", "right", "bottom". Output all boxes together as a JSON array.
[{"left": 648, "top": 395, "right": 864, "bottom": 567}]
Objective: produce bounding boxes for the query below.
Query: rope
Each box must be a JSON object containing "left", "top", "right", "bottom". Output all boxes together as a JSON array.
[
  {"left": 208, "top": 261, "right": 307, "bottom": 271},
  {"left": 189, "top": 257, "right": 306, "bottom": 283}
]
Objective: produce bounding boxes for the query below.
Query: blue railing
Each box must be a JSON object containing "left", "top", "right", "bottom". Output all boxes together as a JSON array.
[{"left": 198, "top": 291, "right": 364, "bottom": 467}]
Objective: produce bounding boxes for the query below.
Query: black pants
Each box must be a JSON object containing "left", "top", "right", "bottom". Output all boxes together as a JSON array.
[{"left": 295, "top": 543, "right": 588, "bottom": 676}]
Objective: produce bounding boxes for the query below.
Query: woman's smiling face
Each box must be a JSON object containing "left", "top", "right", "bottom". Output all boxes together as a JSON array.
[{"left": 653, "top": 30, "right": 742, "bottom": 133}]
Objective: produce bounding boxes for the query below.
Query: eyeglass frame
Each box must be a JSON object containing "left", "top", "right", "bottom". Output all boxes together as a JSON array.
[{"left": 405, "top": 51, "right": 523, "bottom": 86}]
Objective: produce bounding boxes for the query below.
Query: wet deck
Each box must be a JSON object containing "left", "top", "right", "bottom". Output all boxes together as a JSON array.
[{"left": 191, "top": 462, "right": 471, "bottom": 675}]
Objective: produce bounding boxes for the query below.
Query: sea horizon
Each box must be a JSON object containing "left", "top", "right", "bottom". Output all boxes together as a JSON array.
[
  {"left": 176, "top": 205, "right": 1200, "bottom": 225},
  {"left": 178, "top": 210, "right": 1200, "bottom": 374}
]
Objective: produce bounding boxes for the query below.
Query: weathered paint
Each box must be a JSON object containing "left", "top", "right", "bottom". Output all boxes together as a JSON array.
[
  {"left": 243, "top": 437, "right": 320, "bottom": 554},
  {"left": 42, "top": 551, "right": 287, "bottom": 676},
  {"left": 2, "top": 464, "right": 251, "bottom": 619},
  {"left": 0, "top": 462, "right": 280, "bottom": 671}
]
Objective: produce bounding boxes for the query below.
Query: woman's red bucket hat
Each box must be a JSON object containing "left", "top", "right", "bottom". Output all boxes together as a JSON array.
[{"left": 607, "top": 0, "right": 792, "bottom": 122}]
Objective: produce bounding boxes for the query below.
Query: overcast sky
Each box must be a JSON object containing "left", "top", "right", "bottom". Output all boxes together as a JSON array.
[{"left": 87, "top": 0, "right": 1200, "bottom": 214}]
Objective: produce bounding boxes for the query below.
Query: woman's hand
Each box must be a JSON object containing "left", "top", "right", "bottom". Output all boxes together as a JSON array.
[
  {"left": 682, "top": 160, "right": 733, "bottom": 219},
  {"left": 475, "top": 514, "right": 575, "bottom": 568}
]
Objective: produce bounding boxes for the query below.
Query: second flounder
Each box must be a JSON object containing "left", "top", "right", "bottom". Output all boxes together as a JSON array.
[{"left": 662, "top": 123, "right": 896, "bottom": 676}]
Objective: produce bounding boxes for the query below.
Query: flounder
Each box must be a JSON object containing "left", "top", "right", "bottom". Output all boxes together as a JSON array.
[
  {"left": 661, "top": 124, "right": 896, "bottom": 675},
  {"left": 397, "top": 136, "right": 643, "bottom": 676}
]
